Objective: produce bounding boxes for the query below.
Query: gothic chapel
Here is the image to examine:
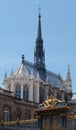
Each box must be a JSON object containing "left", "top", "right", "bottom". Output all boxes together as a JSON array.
[{"left": 0, "top": 12, "right": 72, "bottom": 121}]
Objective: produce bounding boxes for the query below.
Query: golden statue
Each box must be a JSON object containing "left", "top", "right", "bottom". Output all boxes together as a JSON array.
[{"left": 40, "top": 96, "right": 63, "bottom": 108}]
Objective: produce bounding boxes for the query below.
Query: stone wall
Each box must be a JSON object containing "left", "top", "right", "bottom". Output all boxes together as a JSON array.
[{"left": 0, "top": 92, "right": 38, "bottom": 121}]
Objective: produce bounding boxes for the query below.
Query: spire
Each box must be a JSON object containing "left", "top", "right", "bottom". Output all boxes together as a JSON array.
[
  {"left": 34, "top": 9, "right": 46, "bottom": 80},
  {"left": 66, "top": 65, "right": 72, "bottom": 92},
  {"left": 66, "top": 65, "right": 72, "bottom": 100},
  {"left": 66, "top": 65, "right": 72, "bottom": 82},
  {"left": 10, "top": 69, "right": 13, "bottom": 77},
  {"left": 4, "top": 71, "right": 7, "bottom": 81},
  {"left": 36, "top": 9, "right": 43, "bottom": 43}
]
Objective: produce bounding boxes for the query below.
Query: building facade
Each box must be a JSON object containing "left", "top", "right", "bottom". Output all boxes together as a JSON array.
[
  {"left": 0, "top": 12, "right": 73, "bottom": 122},
  {"left": 0, "top": 88, "right": 38, "bottom": 122}
]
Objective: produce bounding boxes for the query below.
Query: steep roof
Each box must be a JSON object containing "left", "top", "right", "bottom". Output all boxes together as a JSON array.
[{"left": 14, "top": 59, "right": 63, "bottom": 89}]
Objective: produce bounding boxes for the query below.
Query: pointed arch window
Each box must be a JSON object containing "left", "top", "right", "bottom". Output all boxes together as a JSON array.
[
  {"left": 15, "top": 85, "right": 21, "bottom": 98},
  {"left": 3, "top": 107, "right": 10, "bottom": 122},
  {"left": 23, "top": 85, "right": 28, "bottom": 101}
]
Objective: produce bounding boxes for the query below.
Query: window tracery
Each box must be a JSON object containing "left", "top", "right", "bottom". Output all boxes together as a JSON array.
[
  {"left": 15, "top": 85, "right": 21, "bottom": 98},
  {"left": 23, "top": 85, "right": 28, "bottom": 101}
]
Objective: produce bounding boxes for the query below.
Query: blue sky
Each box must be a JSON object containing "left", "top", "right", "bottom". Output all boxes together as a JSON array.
[{"left": 0, "top": 0, "right": 76, "bottom": 92}]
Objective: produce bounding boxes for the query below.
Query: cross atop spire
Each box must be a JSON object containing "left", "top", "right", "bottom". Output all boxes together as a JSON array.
[
  {"left": 39, "top": 5, "right": 41, "bottom": 13},
  {"left": 38, "top": 5, "right": 41, "bottom": 17}
]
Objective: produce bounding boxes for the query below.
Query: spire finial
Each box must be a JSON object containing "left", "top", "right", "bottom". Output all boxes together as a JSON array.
[
  {"left": 4, "top": 71, "right": 7, "bottom": 80},
  {"left": 39, "top": 5, "right": 41, "bottom": 14},
  {"left": 22, "top": 54, "right": 25, "bottom": 64},
  {"left": 68, "top": 64, "right": 70, "bottom": 73},
  {"left": 39, "top": 5, "right": 40, "bottom": 11},
  {"left": 38, "top": 5, "right": 41, "bottom": 18},
  {"left": 36, "top": 6, "right": 42, "bottom": 41},
  {"left": 10, "top": 69, "right": 13, "bottom": 76},
  {"left": 66, "top": 64, "right": 72, "bottom": 82},
  {"left": 5, "top": 71, "right": 7, "bottom": 78}
]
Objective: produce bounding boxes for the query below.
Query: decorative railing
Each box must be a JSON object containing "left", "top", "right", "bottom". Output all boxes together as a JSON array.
[
  {"left": 0, "top": 118, "right": 39, "bottom": 130},
  {"left": 0, "top": 118, "right": 38, "bottom": 125}
]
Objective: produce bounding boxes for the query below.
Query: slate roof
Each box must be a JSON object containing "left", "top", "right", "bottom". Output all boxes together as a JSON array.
[{"left": 14, "top": 60, "right": 63, "bottom": 89}]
